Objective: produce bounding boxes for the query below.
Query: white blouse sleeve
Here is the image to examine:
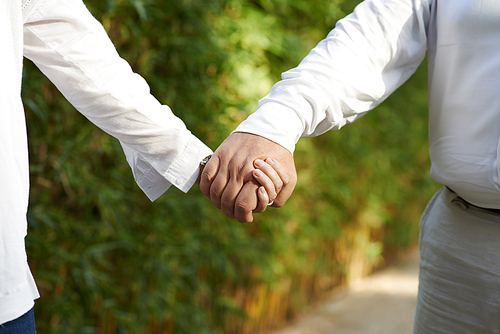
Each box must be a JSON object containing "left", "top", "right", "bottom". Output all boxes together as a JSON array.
[
  {"left": 22, "top": 0, "right": 212, "bottom": 200},
  {"left": 235, "top": 0, "right": 432, "bottom": 153}
]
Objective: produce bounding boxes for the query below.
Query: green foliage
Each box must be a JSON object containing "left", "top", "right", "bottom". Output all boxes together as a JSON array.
[{"left": 22, "top": 0, "right": 439, "bottom": 333}]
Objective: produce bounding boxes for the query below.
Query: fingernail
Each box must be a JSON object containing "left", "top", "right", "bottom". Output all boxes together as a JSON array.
[
  {"left": 254, "top": 159, "right": 263, "bottom": 167},
  {"left": 254, "top": 169, "right": 264, "bottom": 178},
  {"left": 266, "top": 158, "right": 275, "bottom": 165}
]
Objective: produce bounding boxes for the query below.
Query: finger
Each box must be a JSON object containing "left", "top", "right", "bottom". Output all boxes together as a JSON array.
[
  {"left": 252, "top": 167, "right": 277, "bottom": 203},
  {"left": 253, "top": 159, "right": 282, "bottom": 199},
  {"left": 234, "top": 181, "right": 260, "bottom": 223},
  {"left": 268, "top": 158, "right": 297, "bottom": 208},
  {"left": 209, "top": 163, "right": 229, "bottom": 210},
  {"left": 265, "top": 158, "right": 290, "bottom": 187},
  {"left": 199, "top": 154, "right": 220, "bottom": 200},
  {"left": 254, "top": 186, "right": 270, "bottom": 213},
  {"left": 273, "top": 178, "right": 296, "bottom": 207},
  {"left": 219, "top": 177, "right": 242, "bottom": 219},
  {"left": 220, "top": 158, "right": 255, "bottom": 219}
]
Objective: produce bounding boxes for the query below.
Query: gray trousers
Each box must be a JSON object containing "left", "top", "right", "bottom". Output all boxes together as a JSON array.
[{"left": 414, "top": 187, "right": 500, "bottom": 333}]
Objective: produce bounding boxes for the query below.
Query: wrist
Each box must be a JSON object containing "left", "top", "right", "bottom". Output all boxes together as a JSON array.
[{"left": 196, "top": 154, "right": 212, "bottom": 185}]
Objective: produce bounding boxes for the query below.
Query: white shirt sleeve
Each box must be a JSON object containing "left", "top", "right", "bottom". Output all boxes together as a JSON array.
[
  {"left": 235, "top": 0, "right": 431, "bottom": 153},
  {"left": 21, "top": 0, "right": 212, "bottom": 200}
]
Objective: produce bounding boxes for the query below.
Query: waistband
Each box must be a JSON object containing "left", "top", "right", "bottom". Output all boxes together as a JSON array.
[{"left": 446, "top": 187, "right": 500, "bottom": 215}]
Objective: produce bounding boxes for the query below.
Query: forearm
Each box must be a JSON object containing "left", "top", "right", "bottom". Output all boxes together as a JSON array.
[
  {"left": 236, "top": 0, "right": 430, "bottom": 153},
  {"left": 23, "top": 0, "right": 212, "bottom": 196}
]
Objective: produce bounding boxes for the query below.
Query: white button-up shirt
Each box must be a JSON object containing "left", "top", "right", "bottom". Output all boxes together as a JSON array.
[
  {"left": 237, "top": 0, "right": 500, "bottom": 208},
  {"left": 1, "top": 0, "right": 212, "bottom": 322}
]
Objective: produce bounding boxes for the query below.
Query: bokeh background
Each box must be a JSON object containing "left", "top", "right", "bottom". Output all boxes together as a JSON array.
[{"left": 22, "top": 0, "right": 440, "bottom": 332}]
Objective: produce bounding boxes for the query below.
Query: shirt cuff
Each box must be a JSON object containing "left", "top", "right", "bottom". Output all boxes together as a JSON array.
[
  {"left": 234, "top": 102, "right": 304, "bottom": 154},
  {"left": 123, "top": 134, "right": 212, "bottom": 201},
  {"left": 135, "top": 167, "right": 172, "bottom": 202},
  {"left": 161, "top": 134, "right": 213, "bottom": 195}
]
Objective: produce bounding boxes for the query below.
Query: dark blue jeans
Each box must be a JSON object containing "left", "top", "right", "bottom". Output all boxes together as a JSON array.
[{"left": 0, "top": 308, "right": 36, "bottom": 334}]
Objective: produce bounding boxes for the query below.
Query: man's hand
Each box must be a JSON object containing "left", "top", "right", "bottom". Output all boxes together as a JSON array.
[{"left": 199, "top": 132, "right": 297, "bottom": 222}]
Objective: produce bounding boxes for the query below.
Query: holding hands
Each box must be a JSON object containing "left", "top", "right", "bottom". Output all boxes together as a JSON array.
[{"left": 199, "top": 132, "right": 297, "bottom": 223}]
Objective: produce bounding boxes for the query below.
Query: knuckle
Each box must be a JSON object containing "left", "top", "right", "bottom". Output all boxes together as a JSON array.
[
  {"left": 210, "top": 188, "right": 221, "bottom": 202},
  {"left": 240, "top": 214, "right": 253, "bottom": 223},
  {"left": 269, "top": 190, "right": 278, "bottom": 201},
  {"left": 200, "top": 171, "right": 214, "bottom": 187},
  {"left": 223, "top": 210, "right": 235, "bottom": 220},
  {"left": 235, "top": 199, "right": 253, "bottom": 213},
  {"left": 273, "top": 163, "right": 282, "bottom": 171},
  {"left": 231, "top": 157, "right": 252, "bottom": 181},
  {"left": 275, "top": 180, "right": 283, "bottom": 193},
  {"left": 201, "top": 170, "right": 213, "bottom": 183},
  {"left": 234, "top": 164, "right": 246, "bottom": 181},
  {"left": 221, "top": 202, "right": 235, "bottom": 219},
  {"left": 220, "top": 199, "right": 233, "bottom": 213},
  {"left": 273, "top": 197, "right": 286, "bottom": 207}
]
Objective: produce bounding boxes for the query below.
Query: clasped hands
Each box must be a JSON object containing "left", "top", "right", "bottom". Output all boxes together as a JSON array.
[{"left": 198, "top": 132, "right": 297, "bottom": 223}]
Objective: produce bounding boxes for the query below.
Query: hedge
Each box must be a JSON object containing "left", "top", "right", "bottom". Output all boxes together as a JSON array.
[{"left": 22, "top": 0, "right": 439, "bottom": 332}]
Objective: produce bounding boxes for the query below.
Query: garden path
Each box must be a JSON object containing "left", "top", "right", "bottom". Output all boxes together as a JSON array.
[{"left": 271, "top": 250, "right": 420, "bottom": 334}]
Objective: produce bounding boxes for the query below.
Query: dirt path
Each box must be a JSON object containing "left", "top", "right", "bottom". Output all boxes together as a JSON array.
[{"left": 271, "top": 252, "right": 420, "bottom": 334}]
